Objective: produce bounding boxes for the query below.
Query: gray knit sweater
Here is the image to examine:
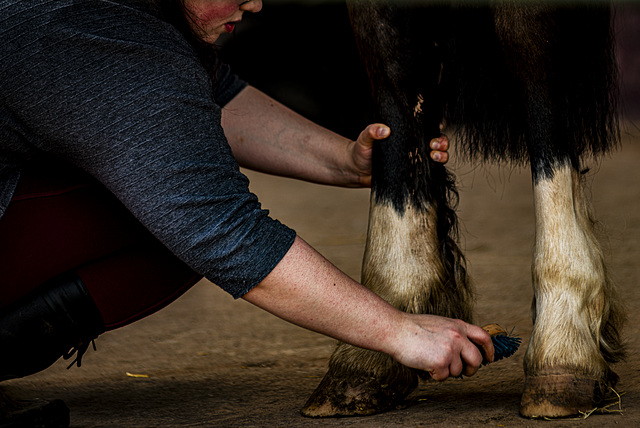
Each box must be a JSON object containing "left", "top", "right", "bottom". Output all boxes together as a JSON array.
[{"left": 0, "top": 0, "right": 296, "bottom": 298}]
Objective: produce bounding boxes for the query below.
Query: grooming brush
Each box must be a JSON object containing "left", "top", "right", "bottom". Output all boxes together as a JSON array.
[{"left": 481, "top": 323, "right": 522, "bottom": 365}]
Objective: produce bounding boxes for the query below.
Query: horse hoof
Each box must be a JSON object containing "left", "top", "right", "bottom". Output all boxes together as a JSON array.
[
  {"left": 520, "top": 370, "right": 608, "bottom": 418},
  {"left": 300, "top": 365, "right": 418, "bottom": 418}
]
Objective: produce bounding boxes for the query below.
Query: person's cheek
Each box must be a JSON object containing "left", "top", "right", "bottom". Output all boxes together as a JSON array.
[{"left": 190, "top": 2, "right": 237, "bottom": 27}]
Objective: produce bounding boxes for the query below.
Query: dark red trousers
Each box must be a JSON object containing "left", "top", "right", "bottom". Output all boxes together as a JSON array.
[{"left": 0, "top": 165, "right": 201, "bottom": 330}]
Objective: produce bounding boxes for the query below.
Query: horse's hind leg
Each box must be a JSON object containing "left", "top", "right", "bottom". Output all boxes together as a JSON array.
[{"left": 493, "top": 4, "right": 625, "bottom": 418}]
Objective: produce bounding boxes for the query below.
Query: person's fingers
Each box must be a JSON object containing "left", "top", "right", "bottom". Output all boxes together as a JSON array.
[
  {"left": 461, "top": 365, "right": 476, "bottom": 377},
  {"left": 459, "top": 340, "right": 484, "bottom": 377},
  {"left": 429, "top": 135, "right": 449, "bottom": 164},
  {"left": 448, "top": 355, "right": 464, "bottom": 378},
  {"left": 430, "top": 135, "right": 449, "bottom": 152},
  {"left": 361, "top": 128, "right": 446, "bottom": 162},
  {"left": 430, "top": 151, "right": 448, "bottom": 163},
  {"left": 360, "top": 123, "right": 390, "bottom": 146},
  {"left": 351, "top": 124, "right": 389, "bottom": 188},
  {"left": 374, "top": 124, "right": 391, "bottom": 139},
  {"left": 466, "top": 324, "right": 494, "bottom": 363},
  {"left": 429, "top": 366, "right": 450, "bottom": 382}
]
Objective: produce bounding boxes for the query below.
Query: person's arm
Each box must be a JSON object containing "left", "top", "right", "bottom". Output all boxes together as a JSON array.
[
  {"left": 243, "top": 236, "right": 493, "bottom": 380},
  {"left": 221, "top": 86, "right": 449, "bottom": 188}
]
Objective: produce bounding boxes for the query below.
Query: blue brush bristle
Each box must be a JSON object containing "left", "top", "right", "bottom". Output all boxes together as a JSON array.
[
  {"left": 483, "top": 330, "right": 522, "bottom": 365},
  {"left": 491, "top": 334, "right": 522, "bottom": 361}
]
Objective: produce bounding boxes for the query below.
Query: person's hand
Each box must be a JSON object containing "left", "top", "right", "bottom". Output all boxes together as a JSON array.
[
  {"left": 389, "top": 314, "right": 494, "bottom": 381},
  {"left": 350, "top": 124, "right": 450, "bottom": 187}
]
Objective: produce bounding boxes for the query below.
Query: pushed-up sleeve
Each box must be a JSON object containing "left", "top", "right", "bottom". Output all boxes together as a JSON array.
[
  {"left": 213, "top": 63, "right": 248, "bottom": 107},
  {"left": 1, "top": 1, "right": 295, "bottom": 298}
]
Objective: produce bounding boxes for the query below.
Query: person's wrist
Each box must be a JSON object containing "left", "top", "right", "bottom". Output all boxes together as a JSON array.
[{"left": 380, "top": 309, "right": 413, "bottom": 363}]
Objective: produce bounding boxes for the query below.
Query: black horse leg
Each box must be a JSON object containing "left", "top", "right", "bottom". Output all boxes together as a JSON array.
[
  {"left": 302, "top": 1, "right": 473, "bottom": 417},
  {"left": 493, "top": 3, "right": 625, "bottom": 418}
]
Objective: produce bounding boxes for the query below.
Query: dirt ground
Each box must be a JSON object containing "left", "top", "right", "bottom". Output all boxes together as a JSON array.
[{"left": 2, "top": 122, "right": 639, "bottom": 427}]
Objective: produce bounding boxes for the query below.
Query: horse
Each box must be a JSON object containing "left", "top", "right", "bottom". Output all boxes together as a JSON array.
[{"left": 301, "top": 0, "right": 625, "bottom": 419}]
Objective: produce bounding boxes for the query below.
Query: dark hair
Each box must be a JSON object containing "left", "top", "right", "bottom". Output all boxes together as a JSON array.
[{"left": 152, "top": 0, "right": 219, "bottom": 73}]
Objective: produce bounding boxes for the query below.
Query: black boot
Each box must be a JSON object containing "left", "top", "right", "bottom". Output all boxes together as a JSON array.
[
  {"left": 0, "top": 388, "right": 69, "bottom": 428},
  {"left": 0, "top": 272, "right": 105, "bottom": 427},
  {"left": 0, "top": 271, "right": 105, "bottom": 381}
]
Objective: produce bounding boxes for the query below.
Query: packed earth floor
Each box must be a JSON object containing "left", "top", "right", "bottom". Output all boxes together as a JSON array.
[{"left": 4, "top": 123, "right": 640, "bottom": 427}]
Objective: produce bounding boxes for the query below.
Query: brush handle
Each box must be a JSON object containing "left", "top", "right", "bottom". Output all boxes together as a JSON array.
[{"left": 480, "top": 323, "right": 522, "bottom": 365}]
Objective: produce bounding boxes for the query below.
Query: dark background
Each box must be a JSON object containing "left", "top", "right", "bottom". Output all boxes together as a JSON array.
[
  {"left": 218, "top": 1, "right": 372, "bottom": 138},
  {"left": 218, "top": 1, "right": 640, "bottom": 138}
]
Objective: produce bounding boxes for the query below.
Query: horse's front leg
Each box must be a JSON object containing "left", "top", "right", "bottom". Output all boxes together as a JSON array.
[
  {"left": 522, "top": 160, "right": 624, "bottom": 417},
  {"left": 493, "top": 3, "right": 625, "bottom": 417},
  {"left": 301, "top": 2, "right": 473, "bottom": 417}
]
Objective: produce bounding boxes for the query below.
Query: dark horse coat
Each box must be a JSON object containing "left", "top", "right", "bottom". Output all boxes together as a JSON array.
[{"left": 302, "top": 0, "right": 625, "bottom": 419}]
